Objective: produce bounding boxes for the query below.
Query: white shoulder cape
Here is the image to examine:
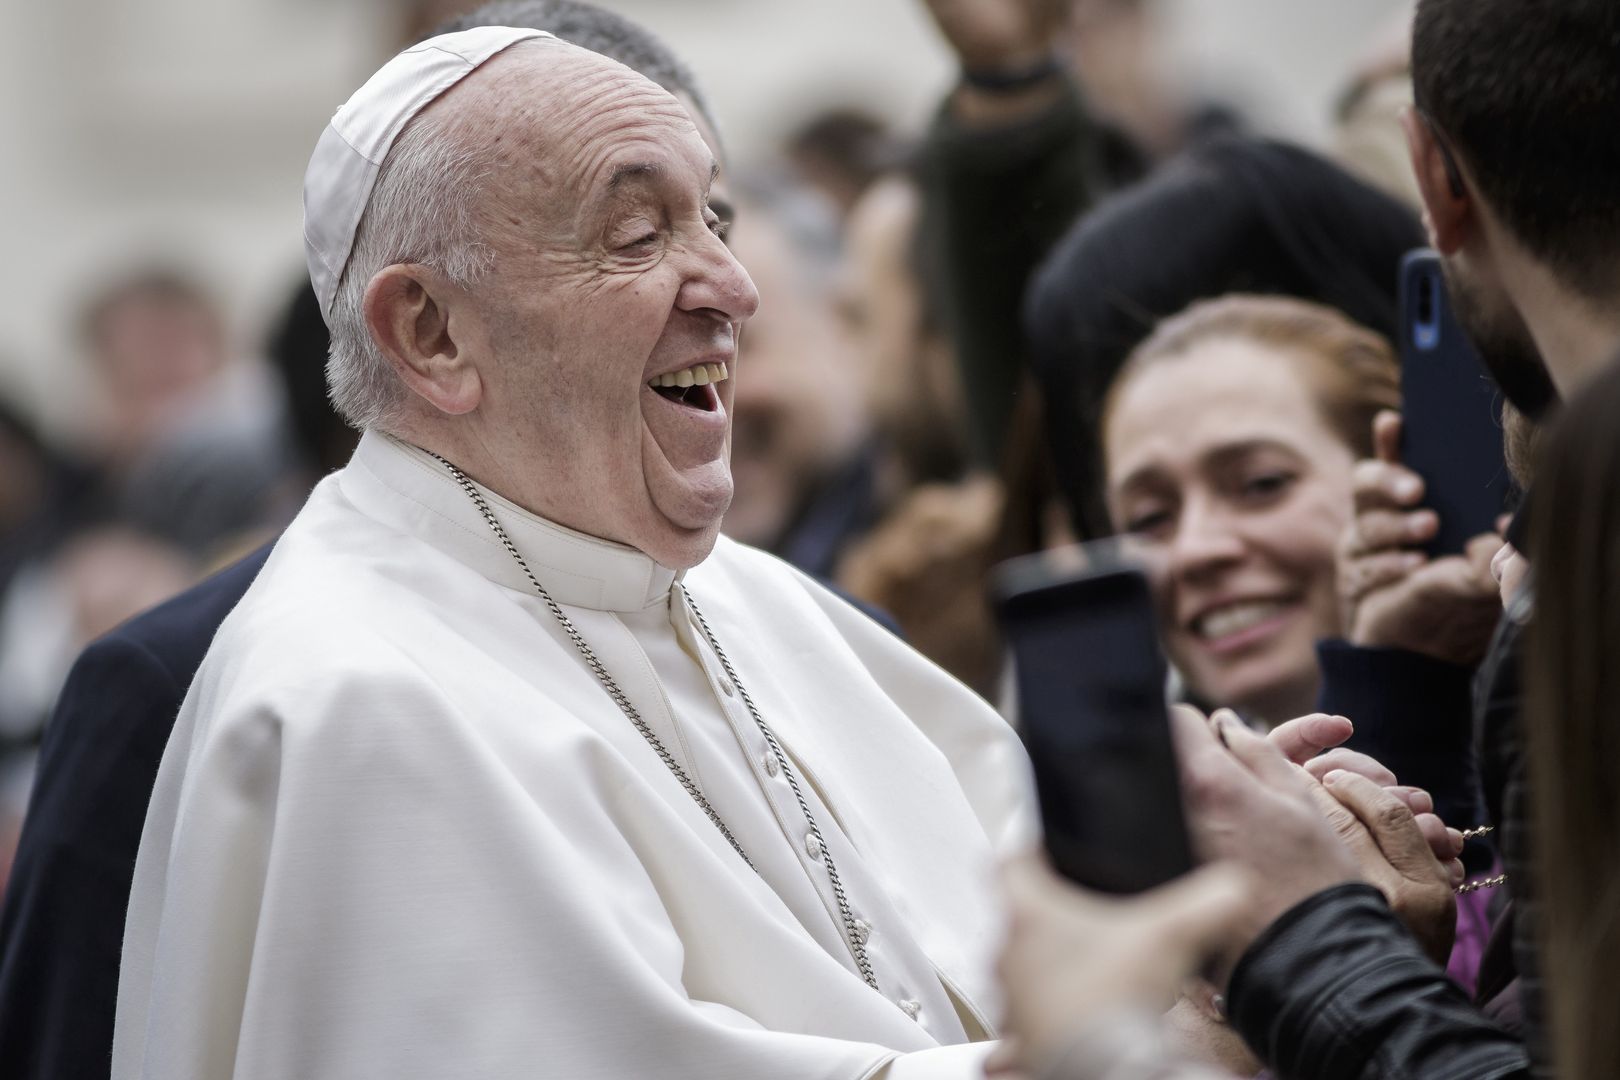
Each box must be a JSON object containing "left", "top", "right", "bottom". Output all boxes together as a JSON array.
[{"left": 113, "top": 433, "right": 1035, "bottom": 1079}]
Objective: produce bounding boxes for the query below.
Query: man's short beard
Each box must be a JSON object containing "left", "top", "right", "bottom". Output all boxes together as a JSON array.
[{"left": 1443, "top": 264, "right": 1560, "bottom": 420}]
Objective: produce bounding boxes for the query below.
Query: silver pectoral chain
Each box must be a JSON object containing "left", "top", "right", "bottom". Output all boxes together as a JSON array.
[{"left": 429, "top": 452, "right": 879, "bottom": 993}]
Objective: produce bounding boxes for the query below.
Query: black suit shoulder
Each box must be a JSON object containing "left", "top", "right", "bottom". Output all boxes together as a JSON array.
[{"left": 0, "top": 541, "right": 272, "bottom": 1080}]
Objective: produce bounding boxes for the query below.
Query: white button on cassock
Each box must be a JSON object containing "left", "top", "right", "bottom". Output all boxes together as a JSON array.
[
  {"left": 852, "top": 919, "right": 872, "bottom": 946},
  {"left": 763, "top": 753, "right": 780, "bottom": 777},
  {"left": 805, "top": 831, "right": 823, "bottom": 859},
  {"left": 898, "top": 999, "right": 922, "bottom": 1020}
]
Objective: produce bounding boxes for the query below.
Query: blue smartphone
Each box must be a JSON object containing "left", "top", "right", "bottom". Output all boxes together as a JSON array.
[
  {"left": 993, "top": 547, "right": 1195, "bottom": 894},
  {"left": 1398, "top": 249, "right": 1511, "bottom": 556}
]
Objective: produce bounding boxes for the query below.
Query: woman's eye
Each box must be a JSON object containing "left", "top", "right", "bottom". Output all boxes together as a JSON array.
[
  {"left": 1241, "top": 472, "right": 1294, "bottom": 499},
  {"left": 1124, "top": 509, "right": 1172, "bottom": 536}
]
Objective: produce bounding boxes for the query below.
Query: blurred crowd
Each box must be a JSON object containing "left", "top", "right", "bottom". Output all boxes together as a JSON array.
[
  {"left": 0, "top": 262, "right": 356, "bottom": 868},
  {"left": 1, "top": 0, "right": 1618, "bottom": 1076}
]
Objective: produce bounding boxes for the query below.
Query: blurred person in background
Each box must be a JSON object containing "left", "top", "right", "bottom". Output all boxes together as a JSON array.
[
  {"left": 828, "top": 170, "right": 1008, "bottom": 693},
  {"left": 914, "top": 0, "right": 1244, "bottom": 473},
  {"left": 915, "top": 0, "right": 1107, "bottom": 471},
  {"left": 78, "top": 267, "right": 298, "bottom": 560},
  {"left": 0, "top": 6, "right": 748, "bottom": 1078},
  {"left": 264, "top": 281, "right": 358, "bottom": 481},
  {"left": 1524, "top": 358, "right": 1620, "bottom": 1080},
  {"left": 1328, "top": 2, "right": 1423, "bottom": 211},
  {"left": 0, "top": 399, "right": 98, "bottom": 743},
  {"left": 1054, "top": 0, "right": 1241, "bottom": 169},
  {"left": 838, "top": 173, "right": 969, "bottom": 492},
  {"left": 783, "top": 108, "right": 911, "bottom": 223},
  {"left": 721, "top": 177, "right": 881, "bottom": 577}
]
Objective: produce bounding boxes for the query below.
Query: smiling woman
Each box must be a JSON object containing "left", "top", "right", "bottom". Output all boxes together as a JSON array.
[{"left": 1100, "top": 294, "right": 1400, "bottom": 725}]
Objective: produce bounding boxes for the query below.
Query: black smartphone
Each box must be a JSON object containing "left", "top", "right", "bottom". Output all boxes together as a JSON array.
[
  {"left": 992, "top": 547, "right": 1196, "bottom": 895},
  {"left": 1398, "top": 249, "right": 1511, "bottom": 556}
]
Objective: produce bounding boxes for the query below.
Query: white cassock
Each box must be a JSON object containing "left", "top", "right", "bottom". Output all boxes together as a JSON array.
[{"left": 113, "top": 431, "right": 1035, "bottom": 1079}]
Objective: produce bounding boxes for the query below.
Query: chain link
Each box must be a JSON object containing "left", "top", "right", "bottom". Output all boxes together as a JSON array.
[
  {"left": 428, "top": 453, "right": 753, "bottom": 869},
  {"left": 1456, "top": 873, "right": 1507, "bottom": 895},
  {"left": 429, "top": 452, "right": 880, "bottom": 993},
  {"left": 681, "top": 587, "right": 881, "bottom": 993},
  {"left": 1453, "top": 826, "right": 1504, "bottom": 894}
]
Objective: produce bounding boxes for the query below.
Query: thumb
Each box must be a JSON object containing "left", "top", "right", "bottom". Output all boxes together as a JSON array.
[
  {"left": 1267, "top": 712, "right": 1354, "bottom": 764},
  {"left": 1138, "top": 862, "right": 1253, "bottom": 957}
]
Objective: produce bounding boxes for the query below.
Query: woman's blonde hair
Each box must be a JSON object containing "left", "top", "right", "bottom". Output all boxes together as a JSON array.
[{"left": 1102, "top": 294, "right": 1402, "bottom": 458}]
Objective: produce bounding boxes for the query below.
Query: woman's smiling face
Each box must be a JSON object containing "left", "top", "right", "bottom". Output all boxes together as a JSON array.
[{"left": 1104, "top": 337, "right": 1358, "bottom": 723}]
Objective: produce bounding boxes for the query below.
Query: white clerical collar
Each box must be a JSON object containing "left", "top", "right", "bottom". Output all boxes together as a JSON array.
[{"left": 339, "top": 429, "right": 679, "bottom": 612}]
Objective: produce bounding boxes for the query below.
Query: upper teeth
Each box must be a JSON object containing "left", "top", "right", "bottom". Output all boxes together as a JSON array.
[
  {"left": 1196, "top": 601, "right": 1284, "bottom": 640},
  {"left": 649, "top": 363, "right": 728, "bottom": 389}
]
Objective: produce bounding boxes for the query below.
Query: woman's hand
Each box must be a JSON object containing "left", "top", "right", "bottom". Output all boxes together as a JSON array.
[{"left": 1338, "top": 411, "right": 1503, "bottom": 666}]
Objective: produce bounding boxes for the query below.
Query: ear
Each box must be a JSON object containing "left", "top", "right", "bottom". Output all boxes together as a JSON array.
[
  {"left": 1400, "top": 108, "right": 1470, "bottom": 256},
  {"left": 363, "top": 264, "right": 482, "bottom": 416}
]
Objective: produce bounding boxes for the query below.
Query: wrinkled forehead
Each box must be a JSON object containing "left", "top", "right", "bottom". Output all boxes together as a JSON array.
[{"left": 456, "top": 40, "right": 708, "bottom": 200}]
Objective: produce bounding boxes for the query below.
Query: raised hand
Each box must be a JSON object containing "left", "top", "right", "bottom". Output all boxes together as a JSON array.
[
  {"left": 1338, "top": 411, "right": 1503, "bottom": 665},
  {"left": 918, "top": 0, "right": 1068, "bottom": 72},
  {"left": 991, "top": 853, "right": 1251, "bottom": 1077}
]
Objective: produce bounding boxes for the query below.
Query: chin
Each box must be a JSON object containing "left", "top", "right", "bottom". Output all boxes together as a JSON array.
[{"left": 642, "top": 520, "right": 724, "bottom": 571}]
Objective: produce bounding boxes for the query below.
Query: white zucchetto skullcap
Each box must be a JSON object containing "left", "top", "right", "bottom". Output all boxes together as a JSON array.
[{"left": 303, "top": 26, "right": 554, "bottom": 322}]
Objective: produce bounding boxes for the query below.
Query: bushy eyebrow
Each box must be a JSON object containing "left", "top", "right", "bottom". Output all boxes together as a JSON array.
[
  {"left": 608, "top": 161, "right": 663, "bottom": 190},
  {"left": 605, "top": 158, "right": 720, "bottom": 192},
  {"left": 1115, "top": 438, "right": 1303, "bottom": 494}
]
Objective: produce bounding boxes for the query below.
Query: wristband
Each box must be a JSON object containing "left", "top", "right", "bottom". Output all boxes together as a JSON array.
[{"left": 961, "top": 52, "right": 1063, "bottom": 93}]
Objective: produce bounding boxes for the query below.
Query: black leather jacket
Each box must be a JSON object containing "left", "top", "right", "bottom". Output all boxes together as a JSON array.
[{"left": 1228, "top": 884, "right": 1530, "bottom": 1079}]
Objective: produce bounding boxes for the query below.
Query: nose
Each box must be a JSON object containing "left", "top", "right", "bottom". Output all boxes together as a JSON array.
[
  {"left": 1166, "top": 495, "right": 1247, "bottom": 584},
  {"left": 678, "top": 228, "right": 759, "bottom": 326}
]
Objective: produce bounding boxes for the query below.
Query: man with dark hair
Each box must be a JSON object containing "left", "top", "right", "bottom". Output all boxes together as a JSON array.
[
  {"left": 0, "top": 6, "right": 735, "bottom": 1078},
  {"left": 1201, "top": 1, "right": 1620, "bottom": 1077},
  {"left": 1407, "top": 0, "right": 1616, "bottom": 413}
]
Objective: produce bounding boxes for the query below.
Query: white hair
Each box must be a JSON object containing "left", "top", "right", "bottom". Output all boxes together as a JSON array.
[{"left": 325, "top": 109, "right": 497, "bottom": 432}]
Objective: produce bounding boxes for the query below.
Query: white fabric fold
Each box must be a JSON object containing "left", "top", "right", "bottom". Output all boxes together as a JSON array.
[{"left": 112, "top": 433, "right": 1036, "bottom": 1079}]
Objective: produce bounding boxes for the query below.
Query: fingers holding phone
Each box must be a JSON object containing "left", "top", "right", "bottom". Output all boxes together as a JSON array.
[
  {"left": 992, "top": 853, "right": 1253, "bottom": 1077},
  {"left": 1337, "top": 411, "right": 1505, "bottom": 664}
]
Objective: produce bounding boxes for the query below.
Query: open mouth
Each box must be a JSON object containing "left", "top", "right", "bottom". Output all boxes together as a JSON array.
[
  {"left": 1184, "top": 596, "right": 1301, "bottom": 655},
  {"left": 648, "top": 362, "right": 728, "bottom": 413},
  {"left": 1192, "top": 599, "right": 1289, "bottom": 640}
]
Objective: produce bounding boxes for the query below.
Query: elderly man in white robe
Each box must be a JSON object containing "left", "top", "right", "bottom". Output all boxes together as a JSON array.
[{"left": 112, "top": 27, "right": 1034, "bottom": 1080}]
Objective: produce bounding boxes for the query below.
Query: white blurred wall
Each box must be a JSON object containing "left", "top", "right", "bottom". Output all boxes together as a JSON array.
[{"left": 0, "top": 0, "right": 1405, "bottom": 439}]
